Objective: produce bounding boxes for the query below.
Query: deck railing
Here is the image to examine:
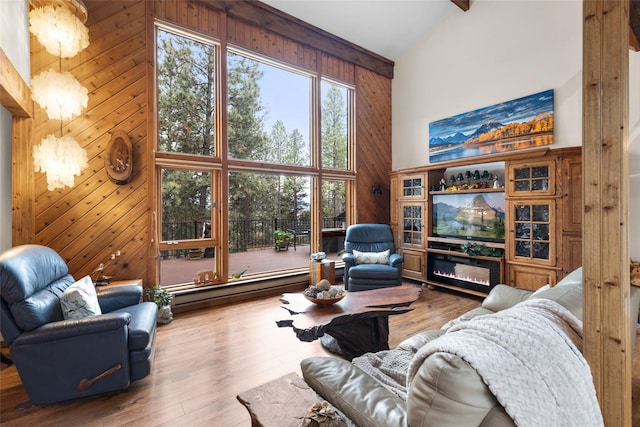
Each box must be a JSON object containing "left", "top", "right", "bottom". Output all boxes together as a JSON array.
[{"left": 162, "top": 218, "right": 343, "bottom": 253}]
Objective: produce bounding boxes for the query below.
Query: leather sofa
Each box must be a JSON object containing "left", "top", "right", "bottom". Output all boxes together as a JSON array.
[
  {"left": 301, "top": 268, "right": 640, "bottom": 426},
  {"left": 342, "top": 223, "right": 403, "bottom": 291},
  {"left": 0, "top": 244, "right": 158, "bottom": 405}
]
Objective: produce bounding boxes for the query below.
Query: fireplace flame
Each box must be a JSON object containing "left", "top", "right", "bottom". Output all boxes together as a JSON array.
[{"left": 433, "top": 270, "right": 490, "bottom": 287}]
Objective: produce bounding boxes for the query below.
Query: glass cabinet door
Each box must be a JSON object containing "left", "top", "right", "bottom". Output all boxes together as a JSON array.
[
  {"left": 509, "top": 200, "right": 556, "bottom": 266},
  {"left": 401, "top": 203, "right": 423, "bottom": 247},
  {"left": 400, "top": 174, "right": 425, "bottom": 199},
  {"left": 507, "top": 160, "right": 556, "bottom": 197}
]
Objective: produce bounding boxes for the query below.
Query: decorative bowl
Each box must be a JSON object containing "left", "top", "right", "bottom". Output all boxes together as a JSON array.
[
  {"left": 304, "top": 293, "right": 345, "bottom": 305},
  {"left": 310, "top": 251, "right": 326, "bottom": 261}
]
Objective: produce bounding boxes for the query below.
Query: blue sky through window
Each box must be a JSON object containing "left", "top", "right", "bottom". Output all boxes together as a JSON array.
[{"left": 258, "top": 63, "right": 311, "bottom": 146}]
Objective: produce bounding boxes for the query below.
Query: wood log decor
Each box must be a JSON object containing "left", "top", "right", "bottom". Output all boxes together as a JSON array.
[{"left": 583, "top": 0, "right": 632, "bottom": 424}]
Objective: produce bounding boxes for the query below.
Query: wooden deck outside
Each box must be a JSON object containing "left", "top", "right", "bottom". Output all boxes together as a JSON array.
[{"left": 160, "top": 244, "right": 343, "bottom": 286}]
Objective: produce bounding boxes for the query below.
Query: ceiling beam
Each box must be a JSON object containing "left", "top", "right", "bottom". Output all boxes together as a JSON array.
[
  {"left": 631, "top": 0, "right": 640, "bottom": 50},
  {"left": 197, "top": 0, "right": 395, "bottom": 79},
  {"left": 0, "top": 47, "right": 32, "bottom": 118},
  {"left": 451, "top": 0, "right": 470, "bottom": 12}
]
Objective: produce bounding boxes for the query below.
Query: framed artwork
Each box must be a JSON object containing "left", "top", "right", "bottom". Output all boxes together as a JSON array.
[{"left": 428, "top": 89, "right": 554, "bottom": 163}]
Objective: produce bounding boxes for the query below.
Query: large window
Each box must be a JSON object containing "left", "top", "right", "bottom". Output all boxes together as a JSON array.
[
  {"left": 157, "top": 28, "right": 216, "bottom": 157},
  {"left": 155, "top": 22, "right": 354, "bottom": 286},
  {"left": 158, "top": 167, "right": 218, "bottom": 286},
  {"left": 228, "top": 172, "right": 310, "bottom": 275},
  {"left": 321, "top": 81, "right": 350, "bottom": 170},
  {"left": 227, "top": 50, "right": 315, "bottom": 274},
  {"left": 156, "top": 25, "right": 220, "bottom": 286},
  {"left": 228, "top": 52, "right": 311, "bottom": 166},
  {"left": 318, "top": 81, "right": 351, "bottom": 253}
]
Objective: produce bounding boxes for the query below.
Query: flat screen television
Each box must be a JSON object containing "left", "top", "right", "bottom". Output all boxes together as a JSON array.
[{"left": 432, "top": 192, "right": 505, "bottom": 242}]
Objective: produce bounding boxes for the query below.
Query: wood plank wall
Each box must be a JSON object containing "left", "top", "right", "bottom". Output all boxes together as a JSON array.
[
  {"left": 28, "top": 0, "right": 150, "bottom": 283},
  {"left": 20, "top": 0, "right": 392, "bottom": 286},
  {"left": 355, "top": 67, "right": 392, "bottom": 224}
]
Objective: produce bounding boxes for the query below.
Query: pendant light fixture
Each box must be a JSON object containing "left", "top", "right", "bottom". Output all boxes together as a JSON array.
[
  {"left": 28, "top": 0, "right": 89, "bottom": 58},
  {"left": 29, "top": 0, "right": 90, "bottom": 191},
  {"left": 31, "top": 69, "right": 88, "bottom": 121}
]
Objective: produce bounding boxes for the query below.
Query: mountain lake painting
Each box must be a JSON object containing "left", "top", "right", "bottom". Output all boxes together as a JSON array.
[{"left": 428, "top": 89, "right": 554, "bottom": 163}]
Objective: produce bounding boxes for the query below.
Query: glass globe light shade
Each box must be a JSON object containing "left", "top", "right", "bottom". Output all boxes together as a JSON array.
[
  {"left": 29, "top": 5, "right": 89, "bottom": 58},
  {"left": 31, "top": 69, "right": 89, "bottom": 121},
  {"left": 33, "top": 134, "right": 88, "bottom": 191}
]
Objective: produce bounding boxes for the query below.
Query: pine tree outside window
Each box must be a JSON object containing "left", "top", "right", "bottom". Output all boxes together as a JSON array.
[{"left": 154, "top": 22, "right": 355, "bottom": 287}]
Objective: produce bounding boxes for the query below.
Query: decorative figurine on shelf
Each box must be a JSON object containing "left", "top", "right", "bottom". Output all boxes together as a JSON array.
[
  {"left": 449, "top": 175, "right": 456, "bottom": 186},
  {"left": 91, "top": 250, "right": 121, "bottom": 286},
  {"left": 457, "top": 173, "right": 464, "bottom": 183},
  {"left": 482, "top": 170, "right": 491, "bottom": 187},
  {"left": 493, "top": 175, "right": 500, "bottom": 189},
  {"left": 465, "top": 170, "right": 472, "bottom": 184},
  {"left": 439, "top": 178, "right": 446, "bottom": 191},
  {"left": 472, "top": 170, "right": 481, "bottom": 188}
]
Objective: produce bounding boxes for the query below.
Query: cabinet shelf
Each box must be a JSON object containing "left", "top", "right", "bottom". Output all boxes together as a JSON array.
[
  {"left": 427, "top": 247, "right": 505, "bottom": 262},
  {"left": 425, "top": 281, "right": 490, "bottom": 298},
  {"left": 429, "top": 188, "right": 504, "bottom": 195},
  {"left": 428, "top": 236, "right": 505, "bottom": 249}
]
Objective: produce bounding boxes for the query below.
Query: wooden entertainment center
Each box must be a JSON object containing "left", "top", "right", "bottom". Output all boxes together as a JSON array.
[{"left": 390, "top": 146, "right": 582, "bottom": 295}]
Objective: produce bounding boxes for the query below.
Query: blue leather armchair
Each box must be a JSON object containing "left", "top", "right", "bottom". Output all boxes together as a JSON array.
[
  {"left": 342, "top": 224, "right": 403, "bottom": 291},
  {"left": 0, "top": 245, "right": 158, "bottom": 405}
]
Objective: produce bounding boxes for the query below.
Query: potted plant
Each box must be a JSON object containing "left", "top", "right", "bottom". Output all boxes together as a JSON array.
[
  {"left": 146, "top": 285, "right": 174, "bottom": 324},
  {"left": 273, "top": 229, "right": 294, "bottom": 251}
]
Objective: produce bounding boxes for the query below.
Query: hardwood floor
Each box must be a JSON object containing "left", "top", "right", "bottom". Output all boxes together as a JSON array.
[{"left": 1, "top": 284, "right": 639, "bottom": 426}]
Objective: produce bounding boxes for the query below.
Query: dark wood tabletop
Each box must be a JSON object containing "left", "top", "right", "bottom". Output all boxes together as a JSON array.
[
  {"left": 278, "top": 284, "right": 422, "bottom": 341},
  {"left": 277, "top": 284, "right": 423, "bottom": 359}
]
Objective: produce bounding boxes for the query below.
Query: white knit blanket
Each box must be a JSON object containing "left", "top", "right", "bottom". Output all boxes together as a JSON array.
[
  {"left": 407, "top": 298, "right": 603, "bottom": 427},
  {"left": 352, "top": 348, "right": 413, "bottom": 400}
]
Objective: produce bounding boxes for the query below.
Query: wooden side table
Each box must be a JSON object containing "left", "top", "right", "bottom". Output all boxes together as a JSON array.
[
  {"left": 309, "top": 260, "right": 336, "bottom": 285},
  {"left": 102, "top": 279, "right": 143, "bottom": 302},
  {"left": 106, "top": 279, "right": 143, "bottom": 288}
]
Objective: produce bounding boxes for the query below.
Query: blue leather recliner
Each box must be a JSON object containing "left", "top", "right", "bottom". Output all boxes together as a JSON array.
[
  {"left": 342, "top": 224, "right": 404, "bottom": 291},
  {"left": 0, "top": 245, "right": 158, "bottom": 405}
]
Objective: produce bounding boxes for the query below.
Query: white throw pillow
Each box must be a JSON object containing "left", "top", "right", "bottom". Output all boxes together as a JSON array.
[
  {"left": 353, "top": 249, "right": 390, "bottom": 265},
  {"left": 60, "top": 276, "right": 102, "bottom": 320}
]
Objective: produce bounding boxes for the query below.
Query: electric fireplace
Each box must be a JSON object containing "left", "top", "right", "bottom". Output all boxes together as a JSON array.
[{"left": 427, "top": 252, "right": 503, "bottom": 294}]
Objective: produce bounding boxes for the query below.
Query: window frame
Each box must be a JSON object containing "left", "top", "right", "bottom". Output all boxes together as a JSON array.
[
  {"left": 155, "top": 21, "right": 222, "bottom": 160},
  {"left": 320, "top": 77, "right": 354, "bottom": 172},
  {"left": 155, "top": 161, "right": 221, "bottom": 252},
  {"left": 153, "top": 20, "right": 356, "bottom": 286}
]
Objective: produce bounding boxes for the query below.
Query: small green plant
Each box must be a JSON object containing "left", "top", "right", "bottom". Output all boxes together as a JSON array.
[
  {"left": 146, "top": 285, "right": 173, "bottom": 307},
  {"left": 273, "top": 229, "right": 294, "bottom": 249},
  {"left": 460, "top": 243, "right": 504, "bottom": 258}
]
